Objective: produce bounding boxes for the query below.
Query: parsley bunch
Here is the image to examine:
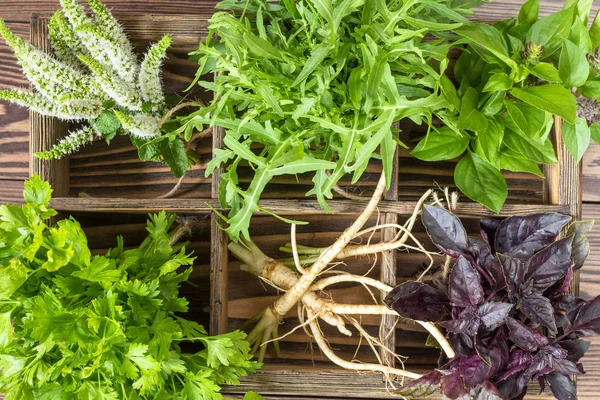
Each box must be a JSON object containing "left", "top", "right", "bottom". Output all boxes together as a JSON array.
[
  {"left": 0, "top": 176, "right": 259, "bottom": 399},
  {"left": 170, "top": 0, "right": 482, "bottom": 241}
]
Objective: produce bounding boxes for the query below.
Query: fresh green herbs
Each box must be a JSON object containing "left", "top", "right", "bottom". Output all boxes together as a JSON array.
[
  {"left": 176, "top": 0, "right": 481, "bottom": 241},
  {"left": 0, "top": 176, "right": 259, "bottom": 399},
  {"left": 0, "top": 0, "right": 195, "bottom": 177},
  {"left": 414, "top": 0, "right": 600, "bottom": 211}
]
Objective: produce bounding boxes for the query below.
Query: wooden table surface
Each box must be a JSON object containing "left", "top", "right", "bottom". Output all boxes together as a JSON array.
[{"left": 1, "top": 1, "right": 599, "bottom": 398}]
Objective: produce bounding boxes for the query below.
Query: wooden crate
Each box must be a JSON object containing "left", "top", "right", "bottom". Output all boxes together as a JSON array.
[{"left": 30, "top": 14, "right": 580, "bottom": 399}]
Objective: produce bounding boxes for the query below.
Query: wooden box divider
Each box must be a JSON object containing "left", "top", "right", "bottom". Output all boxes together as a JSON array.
[{"left": 29, "top": 14, "right": 581, "bottom": 399}]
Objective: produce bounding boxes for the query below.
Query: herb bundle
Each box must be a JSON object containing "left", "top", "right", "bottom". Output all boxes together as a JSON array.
[
  {"left": 0, "top": 176, "right": 259, "bottom": 399},
  {"left": 0, "top": 0, "right": 196, "bottom": 177},
  {"left": 415, "top": 0, "right": 600, "bottom": 212},
  {"left": 176, "top": 0, "right": 481, "bottom": 241},
  {"left": 386, "top": 205, "right": 599, "bottom": 400}
]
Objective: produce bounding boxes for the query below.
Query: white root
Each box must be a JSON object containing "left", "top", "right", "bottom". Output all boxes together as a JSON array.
[
  {"left": 230, "top": 180, "right": 457, "bottom": 378},
  {"left": 307, "top": 311, "right": 422, "bottom": 380}
]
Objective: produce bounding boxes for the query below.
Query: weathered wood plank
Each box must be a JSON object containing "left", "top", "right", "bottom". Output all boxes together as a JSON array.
[{"left": 48, "top": 196, "right": 571, "bottom": 217}]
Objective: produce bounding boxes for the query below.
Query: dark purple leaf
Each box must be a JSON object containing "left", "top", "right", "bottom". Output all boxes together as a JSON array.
[
  {"left": 440, "top": 316, "right": 479, "bottom": 335},
  {"left": 421, "top": 205, "right": 468, "bottom": 257},
  {"left": 460, "top": 352, "right": 491, "bottom": 387},
  {"left": 497, "top": 374, "right": 530, "bottom": 400},
  {"left": 478, "top": 302, "right": 513, "bottom": 328},
  {"left": 496, "top": 350, "right": 533, "bottom": 382},
  {"left": 494, "top": 213, "right": 571, "bottom": 259},
  {"left": 519, "top": 293, "right": 557, "bottom": 333},
  {"left": 480, "top": 218, "right": 501, "bottom": 251},
  {"left": 498, "top": 254, "right": 526, "bottom": 299},
  {"left": 546, "top": 372, "right": 577, "bottom": 400},
  {"left": 570, "top": 295, "right": 600, "bottom": 337},
  {"left": 475, "top": 334, "right": 509, "bottom": 374},
  {"left": 556, "top": 263, "right": 574, "bottom": 296},
  {"left": 480, "top": 381, "right": 503, "bottom": 399},
  {"left": 449, "top": 257, "right": 484, "bottom": 307},
  {"left": 554, "top": 295, "right": 586, "bottom": 331},
  {"left": 506, "top": 317, "right": 549, "bottom": 352},
  {"left": 396, "top": 370, "right": 442, "bottom": 397},
  {"left": 440, "top": 370, "right": 466, "bottom": 399},
  {"left": 567, "top": 220, "right": 594, "bottom": 270},
  {"left": 385, "top": 281, "right": 448, "bottom": 322},
  {"left": 449, "top": 332, "right": 474, "bottom": 356},
  {"left": 469, "top": 237, "right": 506, "bottom": 290},
  {"left": 506, "top": 318, "right": 548, "bottom": 352},
  {"left": 526, "top": 237, "right": 573, "bottom": 292},
  {"left": 538, "top": 375, "right": 546, "bottom": 394},
  {"left": 550, "top": 356, "right": 584, "bottom": 376},
  {"left": 559, "top": 340, "right": 591, "bottom": 363}
]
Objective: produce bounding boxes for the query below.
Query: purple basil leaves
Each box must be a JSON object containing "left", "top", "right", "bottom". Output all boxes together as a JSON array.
[
  {"left": 384, "top": 281, "right": 448, "bottom": 322},
  {"left": 421, "top": 204, "right": 469, "bottom": 257},
  {"left": 494, "top": 213, "right": 571, "bottom": 259},
  {"left": 390, "top": 207, "right": 600, "bottom": 400}
]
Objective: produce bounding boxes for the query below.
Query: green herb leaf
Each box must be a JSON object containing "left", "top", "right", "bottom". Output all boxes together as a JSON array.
[
  {"left": 526, "top": 5, "right": 575, "bottom": 49},
  {"left": 457, "top": 87, "right": 488, "bottom": 133},
  {"left": 412, "top": 127, "right": 469, "bottom": 161},
  {"left": 456, "top": 24, "right": 518, "bottom": 70},
  {"left": 527, "top": 62, "right": 562, "bottom": 83},
  {"left": 562, "top": 116, "right": 591, "bottom": 162},
  {"left": 483, "top": 72, "right": 513, "bottom": 92},
  {"left": 559, "top": 39, "right": 589, "bottom": 88},
  {"left": 518, "top": 0, "right": 539, "bottom": 25},
  {"left": 499, "top": 149, "right": 545, "bottom": 178},
  {"left": 504, "top": 129, "right": 558, "bottom": 164},
  {"left": 160, "top": 138, "right": 189, "bottom": 178},
  {"left": 510, "top": 85, "right": 577, "bottom": 124},
  {"left": 591, "top": 122, "right": 600, "bottom": 145},
  {"left": 454, "top": 151, "right": 508, "bottom": 213}
]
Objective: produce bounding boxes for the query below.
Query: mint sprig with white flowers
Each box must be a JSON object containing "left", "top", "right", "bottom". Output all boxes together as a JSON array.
[{"left": 0, "top": 0, "right": 191, "bottom": 177}]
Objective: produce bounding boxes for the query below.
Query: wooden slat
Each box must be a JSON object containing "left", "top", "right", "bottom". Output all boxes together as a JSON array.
[
  {"left": 30, "top": 15, "right": 69, "bottom": 201},
  {"left": 0, "top": 179, "right": 25, "bottom": 204},
  {"left": 48, "top": 196, "right": 570, "bottom": 216}
]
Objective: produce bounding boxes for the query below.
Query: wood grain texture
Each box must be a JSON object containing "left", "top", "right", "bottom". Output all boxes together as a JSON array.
[{"left": 0, "top": 1, "right": 599, "bottom": 399}]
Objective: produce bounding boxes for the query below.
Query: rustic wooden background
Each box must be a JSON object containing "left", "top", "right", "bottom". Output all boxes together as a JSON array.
[{"left": 0, "top": 0, "right": 599, "bottom": 398}]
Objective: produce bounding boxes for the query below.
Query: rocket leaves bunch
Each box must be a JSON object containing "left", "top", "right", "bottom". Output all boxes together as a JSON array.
[
  {"left": 386, "top": 205, "right": 599, "bottom": 400},
  {"left": 0, "top": 176, "right": 259, "bottom": 400},
  {"left": 176, "top": 0, "right": 483, "bottom": 242},
  {"left": 0, "top": 0, "right": 193, "bottom": 177},
  {"left": 414, "top": 0, "right": 600, "bottom": 212}
]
